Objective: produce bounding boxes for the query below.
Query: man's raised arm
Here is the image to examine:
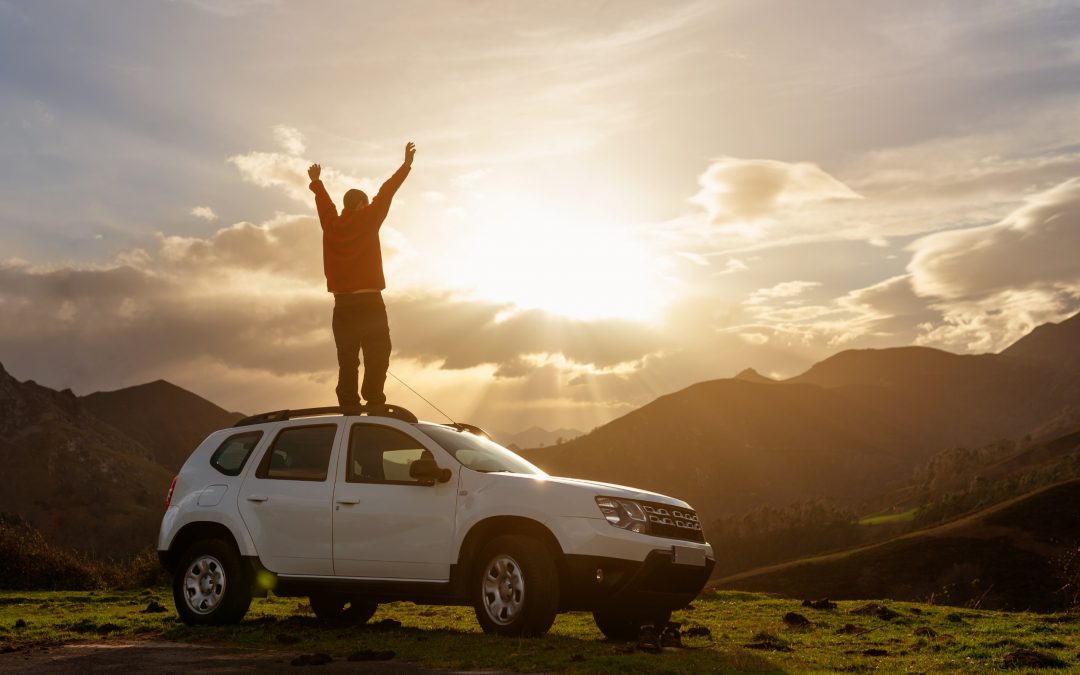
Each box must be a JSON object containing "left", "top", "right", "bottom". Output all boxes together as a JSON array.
[
  {"left": 308, "top": 163, "right": 338, "bottom": 228},
  {"left": 370, "top": 142, "right": 415, "bottom": 219}
]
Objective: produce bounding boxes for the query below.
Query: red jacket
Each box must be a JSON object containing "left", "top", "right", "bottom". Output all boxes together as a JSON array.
[{"left": 309, "top": 163, "right": 410, "bottom": 293}]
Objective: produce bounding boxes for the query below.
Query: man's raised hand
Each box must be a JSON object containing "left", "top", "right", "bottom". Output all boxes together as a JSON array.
[
  {"left": 308, "top": 163, "right": 321, "bottom": 181},
  {"left": 404, "top": 142, "right": 416, "bottom": 167}
]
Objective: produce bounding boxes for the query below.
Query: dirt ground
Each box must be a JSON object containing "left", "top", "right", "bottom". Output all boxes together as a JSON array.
[{"left": 0, "top": 641, "right": 510, "bottom": 674}]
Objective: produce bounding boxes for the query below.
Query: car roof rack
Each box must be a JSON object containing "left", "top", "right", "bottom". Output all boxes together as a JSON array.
[{"left": 233, "top": 404, "right": 418, "bottom": 427}]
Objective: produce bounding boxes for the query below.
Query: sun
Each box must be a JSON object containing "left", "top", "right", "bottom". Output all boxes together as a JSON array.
[{"left": 419, "top": 187, "right": 671, "bottom": 322}]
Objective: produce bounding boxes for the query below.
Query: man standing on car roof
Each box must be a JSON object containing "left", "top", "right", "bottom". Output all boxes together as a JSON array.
[{"left": 307, "top": 142, "right": 414, "bottom": 411}]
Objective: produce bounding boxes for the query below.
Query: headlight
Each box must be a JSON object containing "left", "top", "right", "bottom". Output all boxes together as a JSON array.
[{"left": 595, "top": 496, "right": 649, "bottom": 534}]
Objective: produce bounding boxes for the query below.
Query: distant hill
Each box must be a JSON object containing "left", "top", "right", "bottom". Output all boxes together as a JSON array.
[
  {"left": 526, "top": 312, "right": 1080, "bottom": 522},
  {"left": 715, "top": 479, "right": 1080, "bottom": 611},
  {"left": 734, "top": 368, "right": 776, "bottom": 384},
  {"left": 1001, "top": 312, "right": 1080, "bottom": 372},
  {"left": 496, "top": 426, "right": 584, "bottom": 450},
  {"left": 81, "top": 380, "right": 243, "bottom": 472},
  {"left": 0, "top": 362, "right": 173, "bottom": 557}
]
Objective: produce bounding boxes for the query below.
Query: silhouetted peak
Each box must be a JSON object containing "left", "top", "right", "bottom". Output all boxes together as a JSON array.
[
  {"left": 735, "top": 368, "right": 775, "bottom": 384},
  {"left": 1000, "top": 311, "right": 1080, "bottom": 370}
]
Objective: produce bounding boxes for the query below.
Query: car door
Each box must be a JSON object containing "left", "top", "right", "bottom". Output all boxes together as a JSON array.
[
  {"left": 237, "top": 422, "right": 342, "bottom": 576},
  {"left": 332, "top": 419, "right": 459, "bottom": 580}
]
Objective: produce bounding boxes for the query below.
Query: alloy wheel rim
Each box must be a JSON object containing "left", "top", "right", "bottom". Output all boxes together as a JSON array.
[
  {"left": 183, "top": 555, "right": 226, "bottom": 615},
  {"left": 481, "top": 554, "right": 525, "bottom": 625}
]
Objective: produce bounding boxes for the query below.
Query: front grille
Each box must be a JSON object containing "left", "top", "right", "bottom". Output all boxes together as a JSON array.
[{"left": 640, "top": 500, "right": 705, "bottom": 543}]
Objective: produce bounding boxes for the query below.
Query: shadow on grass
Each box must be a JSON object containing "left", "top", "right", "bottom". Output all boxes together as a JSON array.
[{"left": 160, "top": 613, "right": 787, "bottom": 674}]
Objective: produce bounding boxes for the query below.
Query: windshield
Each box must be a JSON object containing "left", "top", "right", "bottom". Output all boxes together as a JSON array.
[{"left": 419, "top": 424, "right": 546, "bottom": 476}]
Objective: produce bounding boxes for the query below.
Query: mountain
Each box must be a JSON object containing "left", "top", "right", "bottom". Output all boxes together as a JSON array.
[
  {"left": 1001, "top": 311, "right": 1080, "bottom": 372},
  {"left": 81, "top": 379, "right": 243, "bottom": 472},
  {"left": 734, "top": 368, "right": 776, "bottom": 384},
  {"left": 524, "top": 378, "right": 930, "bottom": 514},
  {"left": 715, "top": 479, "right": 1080, "bottom": 611},
  {"left": 0, "top": 362, "right": 173, "bottom": 557},
  {"left": 525, "top": 313, "right": 1080, "bottom": 521},
  {"left": 496, "top": 426, "right": 585, "bottom": 450}
]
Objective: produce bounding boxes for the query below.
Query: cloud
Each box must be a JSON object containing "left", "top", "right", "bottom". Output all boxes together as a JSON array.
[
  {"left": 189, "top": 206, "right": 218, "bottom": 221},
  {"left": 691, "top": 158, "right": 862, "bottom": 232},
  {"left": 901, "top": 178, "right": 1080, "bottom": 350},
  {"left": 746, "top": 280, "right": 821, "bottom": 305},
  {"left": 909, "top": 178, "right": 1080, "bottom": 300},
  {"left": 272, "top": 124, "right": 306, "bottom": 155}
]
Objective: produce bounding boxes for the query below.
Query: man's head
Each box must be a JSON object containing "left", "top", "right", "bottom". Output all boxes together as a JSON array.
[{"left": 343, "top": 189, "right": 369, "bottom": 212}]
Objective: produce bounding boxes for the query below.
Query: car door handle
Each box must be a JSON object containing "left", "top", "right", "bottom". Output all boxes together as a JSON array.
[
  {"left": 246, "top": 495, "right": 269, "bottom": 502},
  {"left": 335, "top": 497, "right": 360, "bottom": 505}
]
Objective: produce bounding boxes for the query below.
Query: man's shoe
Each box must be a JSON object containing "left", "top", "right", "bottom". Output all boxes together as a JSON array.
[{"left": 661, "top": 623, "right": 683, "bottom": 649}]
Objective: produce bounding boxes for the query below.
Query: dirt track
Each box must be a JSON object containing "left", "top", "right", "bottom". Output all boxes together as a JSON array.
[{"left": 0, "top": 641, "right": 508, "bottom": 674}]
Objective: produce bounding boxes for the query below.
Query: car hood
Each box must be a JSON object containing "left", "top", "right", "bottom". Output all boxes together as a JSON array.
[{"left": 463, "top": 470, "right": 692, "bottom": 518}]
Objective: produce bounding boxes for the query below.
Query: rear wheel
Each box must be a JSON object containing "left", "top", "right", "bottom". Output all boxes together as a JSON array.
[
  {"left": 472, "top": 535, "right": 560, "bottom": 637},
  {"left": 593, "top": 609, "right": 672, "bottom": 641},
  {"left": 309, "top": 594, "right": 378, "bottom": 623},
  {"left": 172, "top": 539, "right": 252, "bottom": 625}
]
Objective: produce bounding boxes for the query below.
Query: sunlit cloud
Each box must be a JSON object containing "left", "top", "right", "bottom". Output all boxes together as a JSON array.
[
  {"left": 189, "top": 206, "right": 218, "bottom": 221},
  {"left": 691, "top": 158, "right": 862, "bottom": 234}
]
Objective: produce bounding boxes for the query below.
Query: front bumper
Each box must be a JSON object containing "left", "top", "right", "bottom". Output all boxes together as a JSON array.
[{"left": 561, "top": 548, "right": 715, "bottom": 613}]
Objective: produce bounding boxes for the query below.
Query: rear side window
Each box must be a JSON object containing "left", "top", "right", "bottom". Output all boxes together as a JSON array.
[
  {"left": 209, "top": 431, "right": 263, "bottom": 476},
  {"left": 257, "top": 425, "right": 337, "bottom": 481}
]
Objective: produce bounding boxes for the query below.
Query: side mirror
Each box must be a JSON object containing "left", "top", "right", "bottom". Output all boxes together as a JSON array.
[{"left": 409, "top": 458, "right": 451, "bottom": 484}]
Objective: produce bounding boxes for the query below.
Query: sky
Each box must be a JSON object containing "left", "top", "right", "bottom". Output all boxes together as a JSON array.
[{"left": 2, "top": 0, "right": 1080, "bottom": 433}]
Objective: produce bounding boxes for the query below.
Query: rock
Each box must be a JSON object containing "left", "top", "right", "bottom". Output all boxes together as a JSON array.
[
  {"left": 862, "top": 648, "right": 888, "bottom": 657},
  {"left": 685, "top": 626, "right": 712, "bottom": 638},
  {"left": 802, "top": 598, "right": 836, "bottom": 610},
  {"left": 347, "top": 650, "right": 394, "bottom": 662},
  {"left": 783, "top": 612, "right": 811, "bottom": 627},
  {"left": 367, "top": 618, "right": 401, "bottom": 631},
  {"left": 1002, "top": 649, "right": 1066, "bottom": 669},
  {"left": 13, "top": 620, "right": 26, "bottom": 629},
  {"left": 914, "top": 627, "right": 937, "bottom": 638},
  {"left": 141, "top": 601, "right": 168, "bottom": 614},
  {"left": 851, "top": 603, "right": 898, "bottom": 620},
  {"left": 290, "top": 653, "right": 333, "bottom": 666},
  {"left": 744, "top": 632, "right": 792, "bottom": 652}
]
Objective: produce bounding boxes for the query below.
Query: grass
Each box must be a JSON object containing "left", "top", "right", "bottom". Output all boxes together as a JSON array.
[
  {"left": 858, "top": 507, "right": 918, "bottom": 525},
  {"left": 1, "top": 588, "right": 1078, "bottom": 672}
]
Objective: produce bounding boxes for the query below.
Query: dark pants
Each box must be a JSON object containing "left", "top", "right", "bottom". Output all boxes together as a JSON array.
[{"left": 332, "top": 292, "right": 391, "bottom": 407}]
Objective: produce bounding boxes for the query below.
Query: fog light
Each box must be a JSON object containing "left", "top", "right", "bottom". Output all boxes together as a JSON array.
[{"left": 596, "top": 568, "right": 604, "bottom": 583}]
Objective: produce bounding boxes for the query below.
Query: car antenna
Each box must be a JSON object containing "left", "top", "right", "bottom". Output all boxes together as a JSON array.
[{"left": 386, "top": 369, "right": 457, "bottom": 426}]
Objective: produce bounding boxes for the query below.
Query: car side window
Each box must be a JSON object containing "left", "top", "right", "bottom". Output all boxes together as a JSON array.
[
  {"left": 256, "top": 425, "right": 337, "bottom": 481},
  {"left": 348, "top": 425, "right": 432, "bottom": 485},
  {"left": 209, "top": 431, "right": 263, "bottom": 476}
]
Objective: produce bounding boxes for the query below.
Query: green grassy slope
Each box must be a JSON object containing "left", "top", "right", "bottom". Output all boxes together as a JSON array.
[{"left": 716, "top": 479, "right": 1080, "bottom": 611}]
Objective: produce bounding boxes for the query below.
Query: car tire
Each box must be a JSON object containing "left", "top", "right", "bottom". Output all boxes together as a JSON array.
[
  {"left": 593, "top": 609, "right": 672, "bottom": 641},
  {"left": 309, "top": 594, "right": 378, "bottom": 623},
  {"left": 172, "top": 538, "right": 252, "bottom": 625},
  {"left": 472, "top": 535, "right": 560, "bottom": 637}
]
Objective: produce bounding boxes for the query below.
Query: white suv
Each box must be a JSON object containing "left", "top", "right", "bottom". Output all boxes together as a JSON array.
[{"left": 158, "top": 406, "right": 714, "bottom": 638}]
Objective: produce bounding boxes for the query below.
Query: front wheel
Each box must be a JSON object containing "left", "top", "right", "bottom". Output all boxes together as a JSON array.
[
  {"left": 472, "top": 535, "right": 560, "bottom": 636},
  {"left": 172, "top": 539, "right": 252, "bottom": 625},
  {"left": 309, "top": 594, "right": 378, "bottom": 623},
  {"left": 593, "top": 608, "right": 672, "bottom": 641}
]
